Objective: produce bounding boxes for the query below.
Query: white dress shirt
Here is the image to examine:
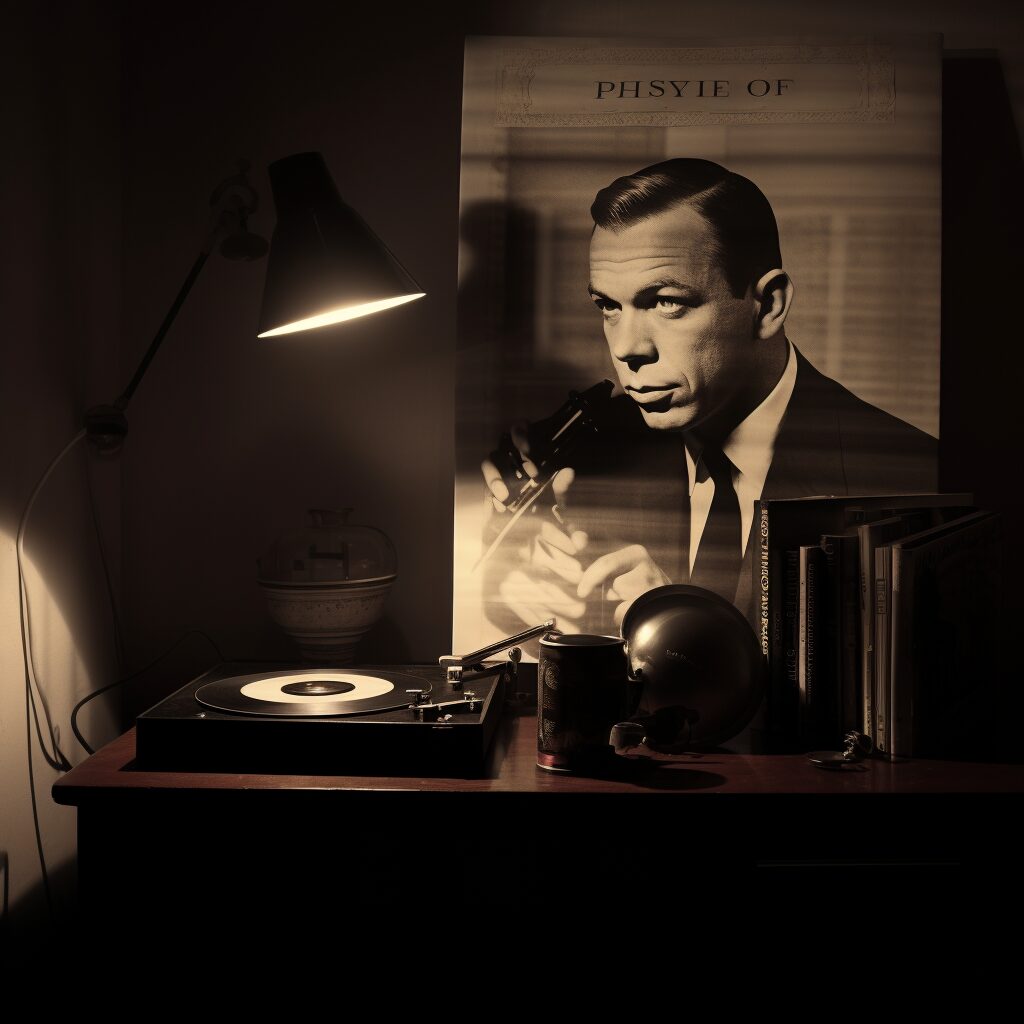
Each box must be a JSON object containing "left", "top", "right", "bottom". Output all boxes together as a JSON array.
[{"left": 684, "top": 340, "right": 798, "bottom": 574}]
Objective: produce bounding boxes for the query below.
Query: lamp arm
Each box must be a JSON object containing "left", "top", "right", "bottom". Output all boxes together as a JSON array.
[
  {"left": 115, "top": 245, "right": 212, "bottom": 411},
  {"left": 83, "top": 242, "right": 213, "bottom": 449},
  {"left": 85, "top": 162, "right": 266, "bottom": 450}
]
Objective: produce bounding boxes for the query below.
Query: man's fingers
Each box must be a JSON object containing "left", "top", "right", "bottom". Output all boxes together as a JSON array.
[
  {"left": 499, "top": 571, "right": 586, "bottom": 623},
  {"left": 481, "top": 457, "right": 509, "bottom": 503},
  {"left": 532, "top": 536, "right": 584, "bottom": 585},
  {"left": 551, "top": 466, "right": 575, "bottom": 502},
  {"left": 605, "top": 561, "right": 655, "bottom": 602},
  {"left": 536, "top": 581, "right": 586, "bottom": 620},
  {"left": 537, "top": 519, "right": 586, "bottom": 556},
  {"left": 483, "top": 420, "right": 537, "bottom": 503},
  {"left": 549, "top": 468, "right": 590, "bottom": 549},
  {"left": 510, "top": 422, "right": 538, "bottom": 479},
  {"left": 576, "top": 544, "right": 650, "bottom": 599}
]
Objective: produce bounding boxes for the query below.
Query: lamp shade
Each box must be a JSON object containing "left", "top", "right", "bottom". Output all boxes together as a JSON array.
[{"left": 257, "top": 152, "right": 425, "bottom": 337}]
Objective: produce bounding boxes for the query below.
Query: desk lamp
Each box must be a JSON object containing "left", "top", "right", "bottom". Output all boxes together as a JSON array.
[
  {"left": 18, "top": 150, "right": 425, "bottom": 766},
  {"left": 86, "top": 150, "right": 425, "bottom": 445}
]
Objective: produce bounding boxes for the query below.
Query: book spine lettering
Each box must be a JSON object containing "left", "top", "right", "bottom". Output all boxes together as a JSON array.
[{"left": 874, "top": 550, "right": 889, "bottom": 753}]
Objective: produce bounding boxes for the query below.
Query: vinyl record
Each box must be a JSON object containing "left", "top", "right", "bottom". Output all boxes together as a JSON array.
[{"left": 195, "top": 669, "right": 431, "bottom": 717}]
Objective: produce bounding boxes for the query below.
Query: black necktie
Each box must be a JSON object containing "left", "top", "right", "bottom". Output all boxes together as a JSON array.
[{"left": 689, "top": 444, "right": 742, "bottom": 601}]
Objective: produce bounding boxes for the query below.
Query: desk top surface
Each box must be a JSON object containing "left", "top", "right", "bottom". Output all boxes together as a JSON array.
[{"left": 52, "top": 712, "right": 1024, "bottom": 805}]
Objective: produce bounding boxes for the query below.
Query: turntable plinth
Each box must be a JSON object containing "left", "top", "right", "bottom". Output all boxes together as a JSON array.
[{"left": 134, "top": 661, "right": 508, "bottom": 776}]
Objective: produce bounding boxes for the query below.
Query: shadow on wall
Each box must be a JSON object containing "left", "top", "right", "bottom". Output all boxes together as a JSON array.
[{"left": 940, "top": 52, "right": 1024, "bottom": 759}]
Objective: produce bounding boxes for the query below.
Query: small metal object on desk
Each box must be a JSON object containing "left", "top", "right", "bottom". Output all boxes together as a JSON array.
[
  {"left": 409, "top": 693, "right": 487, "bottom": 722},
  {"left": 807, "top": 731, "right": 875, "bottom": 770}
]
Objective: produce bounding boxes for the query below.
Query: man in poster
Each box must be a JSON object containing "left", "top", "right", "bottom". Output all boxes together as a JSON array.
[{"left": 482, "top": 158, "right": 937, "bottom": 633}]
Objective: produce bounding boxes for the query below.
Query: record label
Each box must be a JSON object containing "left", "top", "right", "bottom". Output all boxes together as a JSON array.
[{"left": 240, "top": 673, "right": 396, "bottom": 703}]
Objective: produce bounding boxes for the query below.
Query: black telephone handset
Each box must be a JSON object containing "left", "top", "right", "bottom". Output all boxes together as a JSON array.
[
  {"left": 488, "top": 379, "right": 615, "bottom": 515},
  {"left": 475, "top": 379, "right": 615, "bottom": 571}
]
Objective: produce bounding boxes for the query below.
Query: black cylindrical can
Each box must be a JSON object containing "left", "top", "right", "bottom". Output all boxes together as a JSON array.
[{"left": 537, "top": 633, "right": 629, "bottom": 773}]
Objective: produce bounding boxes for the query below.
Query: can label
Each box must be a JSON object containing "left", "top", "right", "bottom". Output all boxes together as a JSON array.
[{"left": 537, "top": 633, "right": 629, "bottom": 772}]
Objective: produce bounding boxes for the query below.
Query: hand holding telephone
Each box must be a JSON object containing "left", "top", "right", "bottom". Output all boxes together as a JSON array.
[
  {"left": 477, "top": 380, "right": 614, "bottom": 573},
  {"left": 482, "top": 379, "right": 615, "bottom": 516},
  {"left": 478, "top": 378, "right": 669, "bottom": 631}
]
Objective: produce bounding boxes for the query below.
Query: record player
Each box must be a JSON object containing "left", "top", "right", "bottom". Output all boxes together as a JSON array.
[{"left": 134, "top": 624, "right": 548, "bottom": 777}]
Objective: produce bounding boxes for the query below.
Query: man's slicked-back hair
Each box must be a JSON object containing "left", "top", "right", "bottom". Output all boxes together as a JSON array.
[{"left": 590, "top": 158, "right": 782, "bottom": 297}]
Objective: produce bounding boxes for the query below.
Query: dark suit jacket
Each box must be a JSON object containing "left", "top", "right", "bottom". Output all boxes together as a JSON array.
[{"left": 732, "top": 346, "right": 938, "bottom": 620}]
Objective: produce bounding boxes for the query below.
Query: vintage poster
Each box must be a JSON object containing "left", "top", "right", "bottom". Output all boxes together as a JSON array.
[{"left": 453, "top": 36, "right": 941, "bottom": 657}]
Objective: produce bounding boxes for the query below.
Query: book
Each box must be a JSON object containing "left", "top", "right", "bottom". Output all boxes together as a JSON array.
[
  {"left": 798, "top": 544, "right": 825, "bottom": 747},
  {"left": 858, "top": 515, "right": 926, "bottom": 742},
  {"left": 874, "top": 543, "right": 893, "bottom": 753},
  {"left": 889, "top": 511, "right": 1002, "bottom": 759},
  {"left": 820, "top": 533, "right": 860, "bottom": 736},
  {"left": 781, "top": 548, "right": 800, "bottom": 747},
  {"left": 757, "top": 493, "right": 973, "bottom": 750}
]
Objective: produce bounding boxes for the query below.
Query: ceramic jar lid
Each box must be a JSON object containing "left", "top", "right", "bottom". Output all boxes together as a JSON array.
[{"left": 258, "top": 508, "right": 397, "bottom": 586}]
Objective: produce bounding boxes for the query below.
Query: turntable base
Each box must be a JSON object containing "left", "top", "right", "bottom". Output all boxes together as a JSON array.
[{"left": 135, "top": 662, "right": 508, "bottom": 776}]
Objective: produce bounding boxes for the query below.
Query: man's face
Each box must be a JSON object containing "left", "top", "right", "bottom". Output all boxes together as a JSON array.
[{"left": 589, "top": 203, "right": 756, "bottom": 433}]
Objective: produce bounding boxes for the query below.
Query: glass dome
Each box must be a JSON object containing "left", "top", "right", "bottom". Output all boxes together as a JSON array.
[{"left": 257, "top": 509, "right": 397, "bottom": 586}]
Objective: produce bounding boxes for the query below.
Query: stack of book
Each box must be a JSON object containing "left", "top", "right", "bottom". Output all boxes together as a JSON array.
[{"left": 755, "top": 493, "right": 1001, "bottom": 758}]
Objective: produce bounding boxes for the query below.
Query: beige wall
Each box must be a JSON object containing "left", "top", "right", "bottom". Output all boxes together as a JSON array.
[{"left": 0, "top": 2, "right": 122, "bottom": 934}]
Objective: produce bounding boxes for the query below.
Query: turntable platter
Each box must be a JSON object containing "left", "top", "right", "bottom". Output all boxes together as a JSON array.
[{"left": 195, "top": 668, "right": 431, "bottom": 717}]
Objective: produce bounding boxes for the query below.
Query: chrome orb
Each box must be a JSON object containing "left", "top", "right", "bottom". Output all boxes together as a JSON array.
[{"left": 620, "top": 584, "right": 765, "bottom": 747}]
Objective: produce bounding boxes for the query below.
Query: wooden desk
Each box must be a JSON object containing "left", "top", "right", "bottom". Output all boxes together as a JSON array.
[{"left": 54, "top": 713, "right": 1024, "bottom": 919}]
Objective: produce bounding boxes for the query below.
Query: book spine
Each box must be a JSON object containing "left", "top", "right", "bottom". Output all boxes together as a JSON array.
[
  {"left": 889, "top": 546, "right": 910, "bottom": 758},
  {"left": 799, "top": 545, "right": 824, "bottom": 746},
  {"left": 757, "top": 500, "right": 772, "bottom": 663},
  {"left": 873, "top": 546, "right": 892, "bottom": 755},
  {"left": 757, "top": 501, "right": 785, "bottom": 749},
  {"left": 859, "top": 533, "right": 874, "bottom": 739},
  {"left": 758, "top": 500, "right": 800, "bottom": 751},
  {"left": 784, "top": 548, "right": 800, "bottom": 743},
  {"left": 819, "top": 535, "right": 847, "bottom": 743},
  {"left": 799, "top": 547, "right": 809, "bottom": 741}
]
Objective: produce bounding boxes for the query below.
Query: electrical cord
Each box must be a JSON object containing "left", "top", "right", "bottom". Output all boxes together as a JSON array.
[
  {"left": 16, "top": 431, "right": 226, "bottom": 915},
  {"left": 70, "top": 629, "right": 226, "bottom": 755},
  {"left": 14, "top": 162, "right": 259, "bottom": 927},
  {"left": 16, "top": 428, "right": 87, "bottom": 920},
  {"left": 17, "top": 430, "right": 85, "bottom": 772},
  {"left": 24, "top": 674, "right": 53, "bottom": 921},
  {"left": 79, "top": 450, "right": 225, "bottom": 753}
]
